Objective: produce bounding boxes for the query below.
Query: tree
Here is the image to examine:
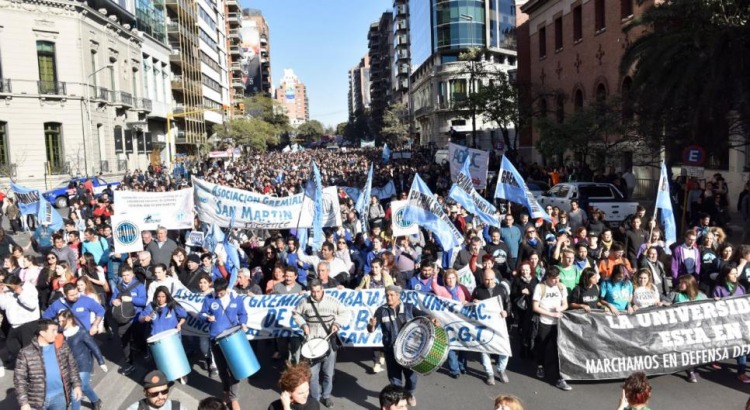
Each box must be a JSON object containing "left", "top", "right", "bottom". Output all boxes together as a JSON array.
[
  {"left": 212, "top": 117, "right": 279, "bottom": 152},
  {"left": 465, "top": 71, "right": 523, "bottom": 153},
  {"left": 335, "top": 122, "right": 348, "bottom": 136},
  {"left": 621, "top": 0, "right": 750, "bottom": 163},
  {"left": 380, "top": 102, "right": 410, "bottom": 144},
  {"left": 243, "top": 95, "right": 291, "bottom": 133},
  {"left": 296, "top": 120, "right": 325, "bottom": 142},
  {"left": 453, "top": 48, "right": 485, "bottom": 146}
]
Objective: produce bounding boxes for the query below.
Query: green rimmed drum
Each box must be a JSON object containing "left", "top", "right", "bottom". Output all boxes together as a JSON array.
[{"left": 393, "top": 317, "right": 450, "bottom": 375}]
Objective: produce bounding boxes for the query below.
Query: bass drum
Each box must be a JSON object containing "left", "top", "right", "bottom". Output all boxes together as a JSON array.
[{"left": 393, "top": 317, "right": 450, "bottom": 375}]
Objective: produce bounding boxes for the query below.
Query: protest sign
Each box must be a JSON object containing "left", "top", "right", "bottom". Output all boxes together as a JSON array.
[
  {"left": 172, "top": 286, "right": 510, "bottom": 355},
  {"left": 390, "top": 200, "right": 418, "bottom": 237},
  {"left": 448, "top": 143, "right": 489, "bottom": 189},
  {"left": 559, "top": 296, "right": 750, "bottom": 380},
  {"left": 110, "top": 214, "right": 144, "bottom": 254},
  {"left": 114, "top": 189, "right": 194, "bottom": 230},
  {"left": 456, "top": 265, "right": 477, "bottom": 294}
]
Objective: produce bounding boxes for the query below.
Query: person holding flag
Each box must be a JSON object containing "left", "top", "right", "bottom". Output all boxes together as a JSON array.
[
  {"left": 654, "top": 161, "right": 677, "bottom": 250},
  {"left": 449, "top": 156, "right": 500, "bottom": 228},
  {"left": 403, "top": 174, "right": 464, "bottom": 252},
  {"left": 494, "top": 156, "right": 551, "bottom": 223}
]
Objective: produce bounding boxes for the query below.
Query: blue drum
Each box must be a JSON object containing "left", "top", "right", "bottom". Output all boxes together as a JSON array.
[
  {"left": 216, "top": 326, "right": 260, "bottom": 379},
  {"left": 147, "top": 329, "right": 191, "bottom": 381}
]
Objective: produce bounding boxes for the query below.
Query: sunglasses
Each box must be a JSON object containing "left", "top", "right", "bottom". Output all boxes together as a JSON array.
[
  {"left": 338, "top": 241, "right": 346, "bottom": 244},
  {"left": 145, "top": 388, "right": 169, "bottom": 398}
]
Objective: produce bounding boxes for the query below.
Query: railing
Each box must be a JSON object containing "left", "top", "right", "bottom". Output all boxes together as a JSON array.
[
  {"left": 98, "top": 87, "right": 110, "bottom": 101},
  {"left": 633, "top": 178, "right": 657, "bottom": 200},
  {"left": 111, "top": 91, "right": 133, "bottom": 106},
  {"left": 167, "top": 22, "right": 180, "bottom": 33},
  {"left": 0, "top": 78, "right": 11, "bottom": 93},
  {"left": 38, "top": 80, "right": 66, "bottom": 95},
  {"left": 134, "top": 98, "right": 152, "bottom": 111}
]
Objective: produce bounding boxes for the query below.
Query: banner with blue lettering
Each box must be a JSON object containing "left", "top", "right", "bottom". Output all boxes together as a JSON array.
[
  {"left": 361, "top": 139, "right": 376, "bottom": 148},
  {"left": 172, "top": 285, "right": 510, "bottom": 355},
  {"left": 114, "top": 189, "right": 194, "bottom": 231},
  {"left": 494, "top": 156, "right": 551, "bottom": 221},
  {"left": 449, "top": 157, "right": 500, "bottom": 227},
  {"left": 448, "top": 143, "right": 490, "bottom": 189},
  {"left": 192, "top": 178, "right": 341, "bottom": 229},
  {"left": 11, "top": 183, "right": 63, "bottom": 230},
  {"left": 404, "top": 174, "right": 464, "bottom": 250}
]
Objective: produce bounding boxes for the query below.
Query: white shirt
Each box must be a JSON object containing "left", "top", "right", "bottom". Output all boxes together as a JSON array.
[
  {"left": 296, "top": 250, "right": 349, "bottom": 278},
  {"left": 147, "top": 276, "right": 178, "bottom": 302},
  {"left": 533, "top": 282, "right": 567, "bottom": 326},
  {"left": 0, "top": 283, "right": 40, "bottom": 327}
]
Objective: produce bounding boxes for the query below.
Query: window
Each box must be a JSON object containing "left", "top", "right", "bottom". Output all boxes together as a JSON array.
[
  {"left": 621, "top": 0, "right": 633, "bottom": 19},
  {"left": 450, "top": 79, "right": 467, "bottom": 102},
  {"left": 0, "top": 121, "right": 8, "bottom": 166},
  {"left": 596, "top": 83, "right": 607, "bottom": 102},
  {"left": 36, "top": 41, "right": 58, "bottom": 94},
  {"left": 574, "top": 89, "right": 584, "bottom": 112},
  {"left": 556, "top": 94, "right": 565, "bottom": 123},
  {"left": 114, "top": 126, "right": 124, "bottom": 154},
  {"left": 554, "top": 17, "right": 563, "bottom": 51},
  {"left": 595, "top": 0, "right": 606, "bottom": 31},
  {"left": 538, "top": 26, "right": 547, "bottom": 58},
  {"left": 621, "top": 77, "right": 634, "bottom": 121},
  {"left": 44, "top": 122, "right": 64, "bottom": 173},
  {"left": 132, "top": 70, "right": 138, "bottom": 99},
  {"left": 573, "top": 5, "right": 582, "bottom": 41},
  {"left": 90, "top": 51, "right": 97, "bottom": 88}
]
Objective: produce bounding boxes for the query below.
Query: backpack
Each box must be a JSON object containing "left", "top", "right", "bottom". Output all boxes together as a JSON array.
[{"left": 111, "top": 282, "right": 139, "bottom": 325}]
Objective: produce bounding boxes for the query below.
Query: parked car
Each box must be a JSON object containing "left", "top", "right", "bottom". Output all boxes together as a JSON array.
[
  {"left": 43, "top": 176, "right": 121, "bottom": 208},
  {"left": 526, "top": 180, "right": 550, "bottom": 203},
  {"left": 538, "top": 182, "right": 639, "bottom": 228}
]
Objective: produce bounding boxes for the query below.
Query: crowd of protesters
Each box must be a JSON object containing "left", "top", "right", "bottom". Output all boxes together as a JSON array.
[{"left": 0, "top": 145, "right": 745, "bottom": 409}]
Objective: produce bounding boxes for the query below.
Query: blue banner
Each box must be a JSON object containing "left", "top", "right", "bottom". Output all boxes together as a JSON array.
[
  {"left": 383, "top": 143, "right": 392, "bottom": 163},
  {"left": 11, "top": 183, "right": 63, "bottom": 230},
  {"left": 404, "top": 174, "right": 464, "bottom": 250},
  {"left": 449, "top": 157, "right": 500, "bottom": 227},
  {"left": 656, "top": 161, "right": 676, "bottom": 248},
  {"left": 493, "top": 156, "right": 551, "bottom": 221}
]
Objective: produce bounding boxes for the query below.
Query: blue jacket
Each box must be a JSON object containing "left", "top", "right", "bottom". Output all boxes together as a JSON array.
[
  {"left": 110, "top": 279, "right": 148, "bottom": 322},
  {"left": 140, "top": 304, "right": 188, "bottom": 336},
  {"left": 285, "top": 253, "right": 310, "bottom": 284},
  {"left": 408, "top": 275, "right": 436, "bottom": 293},
  {"left": 43, "top": 296, "right": 105, "bottom": 331},
  {"left": 500, "top": 225, "right": 522, "bottom": 259},
  {"left": 64, "top": 326, "right": 104, "bottom": 373},
  {"left": 199, "top": 292, "right": 247, "bottom": 339}
]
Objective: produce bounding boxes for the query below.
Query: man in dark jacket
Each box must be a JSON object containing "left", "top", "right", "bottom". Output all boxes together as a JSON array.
[
  {"left": 453, "top": 237, "right": 487, "bottom": 279},
  {"left": 14, "top": 319, "right": 82, "bottom": 410},
  {"left": 471, "top": 268, "right": 511, "bottom": 386},
  {"left": 178, "top": 253, "right": 204, "bottom": 292}
]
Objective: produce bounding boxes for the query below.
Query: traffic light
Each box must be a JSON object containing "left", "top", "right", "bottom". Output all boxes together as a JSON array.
[{"left": 222, "top": 104, "right": 229, "bottom": 117}]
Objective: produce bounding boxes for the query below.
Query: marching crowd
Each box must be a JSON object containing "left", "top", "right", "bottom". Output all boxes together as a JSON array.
[{"left": 0, "top": 146, "right": 746, "bottom": 410}]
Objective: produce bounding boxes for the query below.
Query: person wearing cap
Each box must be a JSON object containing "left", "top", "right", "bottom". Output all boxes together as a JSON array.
[
  {"left": 126, "top": 370, "right": 187, "bottom": 410},
  {"left": 367, "top": 284, "right": 435, "bottom": 407},
  {"left": 448, "top": 204, "right": 466, "bottom": 234},
  {"left": 517, "top": 226, "right": 544, "bottom": 270},
  {"left": 32, "top": 219, "right": 54, "bottom": 255},
  {"left": 178, "top": 253, "right": 204, "bottom": 292},
  {"left": 234, "top": 267, "right": 262, "bottom": 296}
]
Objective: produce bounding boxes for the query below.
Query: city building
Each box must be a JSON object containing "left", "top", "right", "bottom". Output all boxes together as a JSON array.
[
  {"left": 196, "top": 0, "right": 229, "bottom": 143},
  {"left": 0, "top": 0, "right": 152, "bottom": 189},
  {"left": 240, "top": 9, "right": 272, "bottom": 97},
  {"left": 392, "top": 0, "right": 410, "bottom": 104},
  {"left": 348, "top": 54, "right": 371, "bottom": 120},
  {"left": 409, "top": 0, "right": 518, "bottom": 149},
  {"left": 368, "top": 12, "right": 393, "bottom": 135},
  {"left": 225, "top": 0, "right": 244, "bottom": 114},
  {"left": 275, "top": 69, "right": 309, "bottom": 127}
]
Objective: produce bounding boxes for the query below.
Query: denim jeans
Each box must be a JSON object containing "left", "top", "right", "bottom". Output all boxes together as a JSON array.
[
  {"left": 446, "top": 349, "right": 466, "bottom": 375},
  {"left": 41, "top": 392, "right": 67, "bottom": 410},
  {"left": 384, "top": 347, "right": 417, "bottom": 393},
  {"left": 738, "top": 354, "right": 750, "bottom": 373},
  {"left": 481, "top": 353, "right": 509, "bottom": 377},
  {"left": 70, "top": 372, "right": 99, "bottom": 409},
  {"left": 310, "top": 350, "right": 337, "bottom": 400}
]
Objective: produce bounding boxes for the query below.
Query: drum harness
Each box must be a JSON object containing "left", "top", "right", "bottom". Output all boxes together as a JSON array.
[{"left": 308, "top": 296, "right": 343, "bottom": 353}]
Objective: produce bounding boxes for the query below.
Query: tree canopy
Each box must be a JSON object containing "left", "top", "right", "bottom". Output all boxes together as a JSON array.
[
  {"left": 297, "top": 120, "right": 325, "bottom": 141},
  {"left": 380, "top": 102, "right": 410, "bottom": 144},
  {"left": 212, "top": 117, "right": 280, "bottom": 151}
]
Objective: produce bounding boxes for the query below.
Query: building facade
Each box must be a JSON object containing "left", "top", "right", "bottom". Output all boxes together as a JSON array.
[
  {"left": 240, "top": 9, "right": 272, "bottom": 97},
  {"left": 368, "top": 13, "right": 393, "bottom": 135},
  {"left": 408, "top": 0, "right": 518, "bottom": 149},
  {"left": 392, "top": 0, "right": 410, "bottom": 104},
  {"left": 0, "top": 0, "right": 154, "bottom": 189},
  {"left": 275, "top": 69, "right": 309, "bottom": 127},
  {"left": 348, "top": 54, "right": 371, "bottom": 120}
]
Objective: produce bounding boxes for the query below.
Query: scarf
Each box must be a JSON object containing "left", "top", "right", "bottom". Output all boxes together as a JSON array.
[
  {"left": 447, "top": 285, "right": 460, "bottom": 301},
  {"left": 527, "top": 237, "right": 539, "bottom": 247},
  {"left": 601, "top": 238, "right": 613, "bottom": 250}
]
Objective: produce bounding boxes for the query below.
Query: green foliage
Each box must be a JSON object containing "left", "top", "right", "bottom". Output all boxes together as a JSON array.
[
  {"left": 242, "top": 95, "right": 291, "bottom": 133},
  {"left": 297, "top": 120, "right": 325, "bottom": 140},
  {"left": 380, "top": 103, "right": 410, "bottom": 144},
  {"left": 335, "top": 122, "right": 348, "bottom": 136},
  {"left": 212, "top": 117, "right": 279, "bottom": 152}
]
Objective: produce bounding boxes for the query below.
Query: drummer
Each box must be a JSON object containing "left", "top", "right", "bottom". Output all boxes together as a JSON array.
[
  {"left": 367, "top": 285, "right": 437, "bottom": 408},
  {"left": 199, "top": 277, "right": 247, "bottom": 410},
  {"left": 140, "top": 285, "right": 188, "bottom": 384}
]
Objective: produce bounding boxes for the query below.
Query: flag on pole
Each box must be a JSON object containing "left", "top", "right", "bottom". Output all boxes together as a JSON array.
[
  {"left": 11, "top": 182, "right": 63, "bottom": 230},
  {"left": 403, "top": 174, "right": 464, "bottom": 249},
  {"left": 493, "top": 156, "right": 551, "bottom": 221},
  {"left": 449, "top": 156, "right": 500, "bottom": 227},
  {"left": 656, "top": 161, "right": 677, "bottom": 248},
  {"left": 383, "top": 143, "right": 392, "bottom": 163},
  {"left": 355, "top": 164, "right": 373, "bottom": 232},
  {"left": 306, "top": 161, "right": 324, "bottom": 251}
]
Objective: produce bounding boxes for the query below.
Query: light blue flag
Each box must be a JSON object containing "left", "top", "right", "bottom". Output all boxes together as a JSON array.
[
  {"left": 494, "top": 156, "right": 552, "bottom": 222},
  {"left": 355, "top": 164, "right": 373, "bottom": 232},
  {"left": 203, "top": 222, "right": 225, "bottom": 254},
  {"left": 383, "top": 143, "right": 392, "bottom": 163},
  {"left": 11, "top": 182, "right": 63, "bottom": 230},
  {"left": 223, "top": 214, "right": 241, "bottom": 291},
  {"left": 403, "top": 174, "right": 464, "bottom": 250},
  {"left": 656, "top": 161, "right": 677, "bottom": 248},
  {"left": 342, "top": 187, "right": 360, "bottom": 201},
  {"left": 308, "top": 161, "right": 324, "bottom": 251},
  {"left": 449, "top": 157, "right": 500, "bottom": 227}
]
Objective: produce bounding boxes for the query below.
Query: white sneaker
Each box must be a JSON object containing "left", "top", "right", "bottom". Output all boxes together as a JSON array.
[
  {"left": 0, "top": 366, "right": 5, "bottom": 377},
  {"left": 373, "top": 362, "right": 383, "bottom": 373}
]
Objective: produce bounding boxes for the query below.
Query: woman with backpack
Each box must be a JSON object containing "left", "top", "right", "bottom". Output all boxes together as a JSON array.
[{"left": 57, "top": 309, "right": 107, "bottom": 410}]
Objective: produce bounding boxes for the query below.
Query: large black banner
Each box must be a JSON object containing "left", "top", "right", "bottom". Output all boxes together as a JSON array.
[{"left": 558, "top": 295, "right": 750, "bottom": 380}]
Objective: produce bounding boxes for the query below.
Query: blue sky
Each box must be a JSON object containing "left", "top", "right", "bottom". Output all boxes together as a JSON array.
[{"left": 241, "top": 0, "right": 392, "bottom": 128}]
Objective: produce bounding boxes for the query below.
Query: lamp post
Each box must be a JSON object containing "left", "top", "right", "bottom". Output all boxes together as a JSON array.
[
  {"left": 460, "top": 14, "right": 478, "bottom": 148},
  {"left": 83, "top": 65, "right": 113, "bottom": 176}
]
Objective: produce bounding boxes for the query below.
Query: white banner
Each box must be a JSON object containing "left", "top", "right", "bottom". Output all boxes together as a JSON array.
[
  {"left": 448, "top": 143, "right": 490, "bottom": 189},
  {"left": 110, "top": 214, "right": 144, "bottom": 254},
  {"left": 172, "top": 285, "right": 510, "bottom": 355},
  {"left": 391, "top": 200, "right": 419, "bottom": 237},
  {"left": 114, "top": 189, "right": 194, "bottom": 231},
  {"left": 193, "top": 178, "right": 341, "bottom": 229}
]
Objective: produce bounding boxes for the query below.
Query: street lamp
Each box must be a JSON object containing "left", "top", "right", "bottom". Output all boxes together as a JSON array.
[
  {"left": 83, "top": 65, "right": 113, "bottom": 176},
  {"left": 459, "top": 14, "right": 478, "bottom": 147}
]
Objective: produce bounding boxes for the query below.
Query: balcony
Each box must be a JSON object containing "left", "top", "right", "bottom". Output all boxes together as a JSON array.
[
  {"left": 229, "top": 30, "right": 241, "bottom": 42},
  {"left": 231, "top": 77, "right": 244, "bottom": 88},
  {"left": 260, "top": 35, "right": 268, "bottom": 45},
  {"left": 38, "top": 80, "right": 66, "bottom": 96},
  {"left": 112, "top": 91, "right": 133, "bottom": 107},
  {"left": 97, "top": 87, "right": 110, "bottom": 101},
  {"left": 0, "top": 78, "right": 11, "bottom": 94},
  {"left": 227, "top": 12, "right": 240, "bottom": 26},
  {"left": 229, "top": 46, "right": 241, "bottom": 56},
  {"left": 169, "top": 49, "right": 182, "bottom": 64},
  {"left": 231, "top": 62, "right": 242, "bottom": 72},
  {"left": 226, "top": 0, "right": 239, "bottom": 10},
  {"left": 133, "top": 98, "right": 153, "bottom": 112},
  {"left": 171, "top": 76, "right": 184, "bottom": 91}
]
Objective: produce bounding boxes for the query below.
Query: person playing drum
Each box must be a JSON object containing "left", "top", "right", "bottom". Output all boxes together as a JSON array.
[
  {"left": 140, "top": 285, "right": 188, "bottom": 383},
  {"left": 367, "top": 285, "right": 438, "bottom": 408},
  {"left": 199, "top": 277, "right": 248, "bottom": 410},
  {"left": 292, "top": 278, "right": 351, "bottom": 408}
]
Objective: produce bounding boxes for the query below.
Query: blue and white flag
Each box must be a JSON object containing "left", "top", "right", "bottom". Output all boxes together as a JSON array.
[
  {"left": 656, "top": 161, "right": 677, "bottom": 248},
  {"left": 355, "top": 164, "right": 373, "bottom": 232},
  {"left": 383, "top": 144, "right": 392, "bottom": 163},
  {"left": 493, "top": 156, "right": 551, "bottom": 221},
  {"left": 11, "top": 183, "right": 63, "bottom": 230},
  {"left": 307, "top": 161, "right": 324, "bottom": 251},
  {"left": 275, "top": 170, "right": 284, "bottom": 185},
  {"left": 449, "top": 157, "right": 500, "bottom": 227},
  {"left": 342, "top": 187, "right": 361, "bottom": 201},
  {"left": 404, "top": 174, "right": 464, "bottom": 250}
]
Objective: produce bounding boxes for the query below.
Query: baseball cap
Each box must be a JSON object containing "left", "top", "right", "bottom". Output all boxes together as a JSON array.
[
  {"left": 187, "top": 254, "right": 201, "bottom": 264},
  {"left": 545, "top": 233, "right": 556, "bottom": 242},
  {"left": 143, "top": 370, "right": 169, "bottom": 389}
]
